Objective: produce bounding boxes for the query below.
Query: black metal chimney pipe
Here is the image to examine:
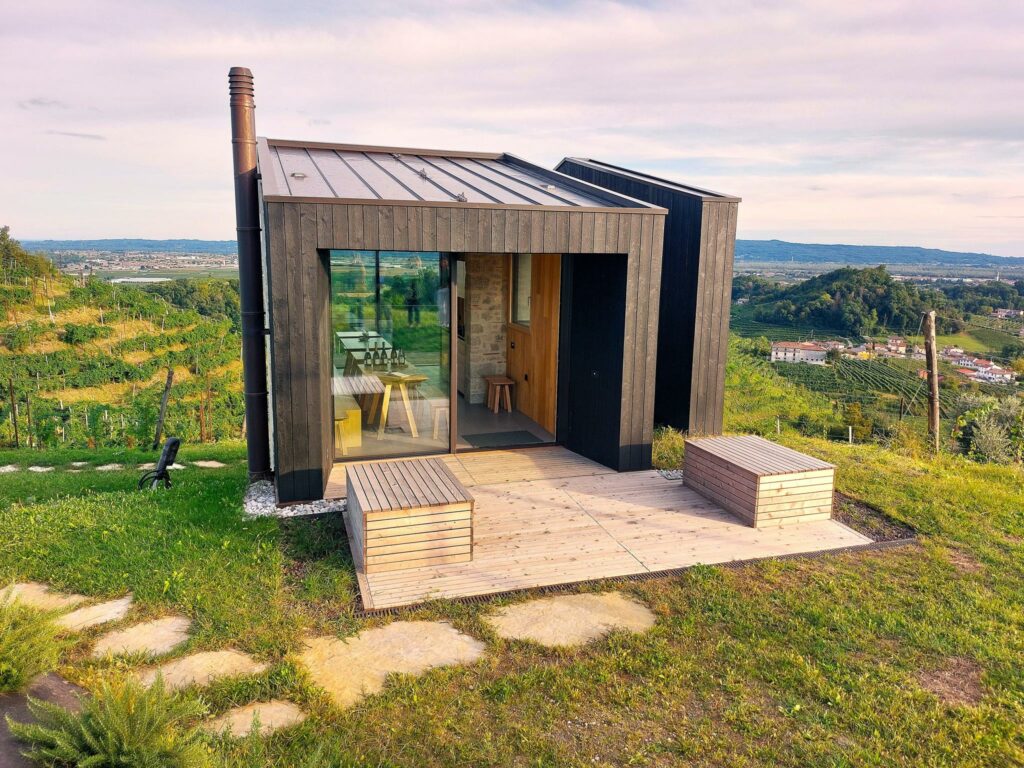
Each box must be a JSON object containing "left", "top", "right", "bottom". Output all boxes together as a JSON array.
[{"left": 229, "top": 67, "right": 271, "bottom": 479}]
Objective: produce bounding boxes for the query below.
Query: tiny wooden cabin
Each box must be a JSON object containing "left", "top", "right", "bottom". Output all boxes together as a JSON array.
[{"left": 229, "top": 70, "right": 740, "bottom": 504}]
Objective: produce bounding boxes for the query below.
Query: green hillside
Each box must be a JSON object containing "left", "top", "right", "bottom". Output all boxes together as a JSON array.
[
  {"left": 0, "top": 229, "right": 243, "bottom": 449},
  {"left": 736, "top": 265, "right": 960, "bottom": 336}
]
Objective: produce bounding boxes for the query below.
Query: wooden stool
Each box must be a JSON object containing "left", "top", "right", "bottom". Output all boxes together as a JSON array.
[
  {"left": 484, "top": 375, "right": 514, "bottom": 414},
  {"left": 432, "top": 404, "right": 450, "bottom": 441}
]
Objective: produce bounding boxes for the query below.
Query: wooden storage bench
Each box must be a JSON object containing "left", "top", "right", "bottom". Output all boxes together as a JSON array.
[
  {"left": 346, "top": 458, "right": 474, "bottom": 574},
  {"left": 683, "top": 435, "right": 835, "bottom": 528}
]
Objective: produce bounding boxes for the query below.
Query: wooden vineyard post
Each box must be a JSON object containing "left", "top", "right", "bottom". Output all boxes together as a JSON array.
[
  {"left": 153, "top": 368, "right": 175, "bottom": 450},
  {"left": 923, "top": 311, "right": 940, "bottom": 454},
  {"left": 25, "top": 395, "right": 33, "bottom": 449},
  {"left": 8, "top": 378, "right": 19, "bottom": 448}
]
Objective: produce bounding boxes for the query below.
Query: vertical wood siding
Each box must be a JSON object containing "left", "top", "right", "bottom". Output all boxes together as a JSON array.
[
  {"left": 265, "top": 200, "right": 664, "bottom": 502},
  {"left": 555, "top": 161, "right": 738, "bottom": 436}
]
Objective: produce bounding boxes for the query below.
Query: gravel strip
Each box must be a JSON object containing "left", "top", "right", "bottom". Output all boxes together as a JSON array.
[{"left": 244, "top": 480, "right": 345, "bottom": 518}]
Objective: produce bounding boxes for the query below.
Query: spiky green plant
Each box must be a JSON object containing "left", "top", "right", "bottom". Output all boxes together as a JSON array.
[
  {"left": 6, "top": 674, "right": 211, "bottom": 767},
  {"left": 0, "top": 596, "right": 63, "bottom": 694}
]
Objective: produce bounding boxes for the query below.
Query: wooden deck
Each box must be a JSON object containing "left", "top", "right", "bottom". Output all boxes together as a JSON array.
[{"left": 327, "top": 447, "right": 872, "bottom": 610}]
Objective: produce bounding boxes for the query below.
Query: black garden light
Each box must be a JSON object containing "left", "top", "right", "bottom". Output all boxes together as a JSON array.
[{"left": 138, "top": 437, "right": 180, "bottom": 490}]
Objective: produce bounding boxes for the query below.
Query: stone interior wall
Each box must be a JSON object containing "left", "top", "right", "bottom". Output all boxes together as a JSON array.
[{"left": 464, "top": 253, "right": 508, "bottom": 404}]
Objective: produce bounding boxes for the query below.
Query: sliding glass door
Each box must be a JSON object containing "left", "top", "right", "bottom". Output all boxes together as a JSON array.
[{"left": 330, "top": 250, "right": 451, "bottom": 460}]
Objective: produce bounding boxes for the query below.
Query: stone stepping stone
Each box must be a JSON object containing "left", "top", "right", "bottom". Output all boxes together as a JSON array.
[
  {"left": 137, "top": 462, "right": 156, "bottom": 470},
  {"left": 27, "top": 466, "right": 53, "bottom": 473},
  {"left": 0, "top": 465, "right": 18, "bottom": 474},
  {"left": 1, "top": 582, "right": 87, "bottom": 612},
  {"left": 298, "top": 621, "right": 485, "bottom": 708},
  {"left": 57, "top": 595, "right": 133, "bottom": 631},
  {"left": 203, "top": 700, "right": 306, "bottom": 738},
  {"left": 484, "top": 592, "right": 656, "bottom": 647},
  {"left": 96, "top": 463, "right": 123, "bottom": 471},
  {"left": 69, "top": 461, "right": 90, "bottom": 467},
  {"left": 92, "top": 615, "right": 191, "bottom": 658},
  {"left": 137, "top": 650, "right": 267, "bottom": 691},
  {"left": 192, "top": 460, "right": 226, "bottom": 468}
]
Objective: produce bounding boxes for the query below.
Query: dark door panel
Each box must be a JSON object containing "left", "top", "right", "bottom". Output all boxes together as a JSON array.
[{"left": 561, "top": 254, "right": 626, "bottom": 469}]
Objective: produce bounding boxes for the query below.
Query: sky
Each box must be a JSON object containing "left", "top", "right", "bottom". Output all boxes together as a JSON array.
[{"left": 2, "top": 1, "right": 1022, "bottom": 256}]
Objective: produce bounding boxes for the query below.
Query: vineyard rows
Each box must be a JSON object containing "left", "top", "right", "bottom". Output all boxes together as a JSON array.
[{"left": 772, "top": 359, "right": 953, "bottom": 416}]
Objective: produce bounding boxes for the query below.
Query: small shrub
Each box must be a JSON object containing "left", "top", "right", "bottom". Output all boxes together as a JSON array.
[
  {"left": 652, "top": 426, "right": 686, "bottom": 470},
  {"left": 7, "top": 674, "right": 211, "bottom": 767},
  {"left": 970, "top": 414, "right": 1013, "bottom": 464},
  {"left": 880, "top": 421, "right": 930, "bottom": 459},
  {"left": 953, "top": 393, "right": 1024, "bottom": 463},
  {"left": 0, "top": 596, "right": 63, "bottom": 694}
]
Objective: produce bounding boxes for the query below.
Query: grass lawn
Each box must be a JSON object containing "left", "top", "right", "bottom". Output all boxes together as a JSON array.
[
  {"left": 1, "top": 358, "right": 1023, "bottom": 765},
  {"left": 933, "top": 328, "right": 1022, "bottom": 357}
]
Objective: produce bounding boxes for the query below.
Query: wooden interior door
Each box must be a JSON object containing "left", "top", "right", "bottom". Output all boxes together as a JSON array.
[{"left": 507, "top": 254, "right": 560, "bottom": 434}]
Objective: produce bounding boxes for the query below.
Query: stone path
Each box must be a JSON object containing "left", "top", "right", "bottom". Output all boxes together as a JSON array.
[
  {"left": 0, "top": 460, "right": 207, "bottom": 473},
  {"left": 484, "top": 592, "right": 657, "bottom": 647},
  {"left": 0, "top": 581, "right": 309, "bottom": 745},
  {"left": 1, "top": 582, "right": 87, "bottom": 612},
  {"left": 92, "top": 615, "right": 191, "bottom": 658},
  {"left": 298, "top": 621, "right": 485, "bottom": 708},
  {"left": 2, "top": 581, "right": 655, "bottom": 746},
  {"left": 57, "top": 595, "right": 134, "bottom": 631},
  {"left": 203, "top": 700, "right": 306, "bottom": 738},
  {"left": 137, "top": 650, "right": 266, "bottom": 691}
]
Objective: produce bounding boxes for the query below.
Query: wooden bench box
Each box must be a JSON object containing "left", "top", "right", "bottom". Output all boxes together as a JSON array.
[
  {"left": 683, "top": 435, "right": 835, "bottom": 528},
  {"left": 346, "top": 458, "right": 474, "bottom": 574}
]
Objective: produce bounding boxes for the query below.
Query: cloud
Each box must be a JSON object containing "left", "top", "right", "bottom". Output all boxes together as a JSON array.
[
  {"left": 19, "top": 97, "right": 68, "bottom": 109},
  {"left": 0, "top": 0, "right": 1021, "bottom": 254},
  {"left": 44, "top": 129, "right": 106, "bottom": 141}
]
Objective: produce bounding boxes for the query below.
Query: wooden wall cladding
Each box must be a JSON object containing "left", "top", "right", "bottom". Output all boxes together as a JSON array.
[
  {"left": 264, "top": 200, "right": 665, "bottom": 503},
  {"left": 555, "top": 160, "right": 739, "bottom": 436}
]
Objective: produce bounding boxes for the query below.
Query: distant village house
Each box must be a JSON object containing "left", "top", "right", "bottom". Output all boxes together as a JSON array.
[{"left": 771, "top": 341, "right": 828, "bottom": 365}]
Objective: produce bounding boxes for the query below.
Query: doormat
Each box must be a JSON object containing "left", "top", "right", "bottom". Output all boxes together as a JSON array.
[{"left": 462, "top": 431, "right": 544, "bottom": 448}]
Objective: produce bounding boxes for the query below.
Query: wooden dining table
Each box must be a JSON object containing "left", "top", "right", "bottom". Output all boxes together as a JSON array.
[{"left": 335, "top": 331, "right": 427, "bottom": 438}]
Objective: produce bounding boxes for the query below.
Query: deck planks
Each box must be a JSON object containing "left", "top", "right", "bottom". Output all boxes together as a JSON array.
[{"left": 328, "top": 447, "right": 869, "bottom": 609}]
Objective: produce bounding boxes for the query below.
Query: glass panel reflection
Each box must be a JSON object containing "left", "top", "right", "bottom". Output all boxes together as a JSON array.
[{"left": 330, "top": 251, "right": 450, "bottom": 459}]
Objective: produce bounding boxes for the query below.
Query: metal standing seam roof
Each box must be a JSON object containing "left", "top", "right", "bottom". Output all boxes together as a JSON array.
[
  {"left": 257, "top": 138, "right": 662, "bottom": 211},
  {"left": 560, "top": 157, "right": 741, "bottom": 203}
]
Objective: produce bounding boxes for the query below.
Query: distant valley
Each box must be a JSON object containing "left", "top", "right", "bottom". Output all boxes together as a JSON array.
[
  {"left": 735, "top": 239, "right": 1021, "bottom": 268},
  {"left": 23, "top": 238, "right": 238, "bottom": 255},
  {"left": 22, "top": 237, "right": 1023, "bottom": 278}
]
